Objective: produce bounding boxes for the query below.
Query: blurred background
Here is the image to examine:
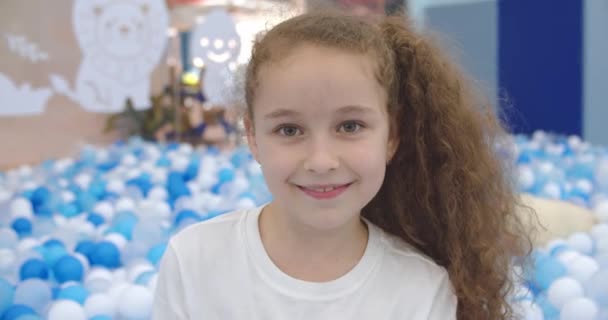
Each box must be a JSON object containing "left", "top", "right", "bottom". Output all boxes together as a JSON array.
[{"left": 1, "top": 1, "right": 608, "bottom": 320}]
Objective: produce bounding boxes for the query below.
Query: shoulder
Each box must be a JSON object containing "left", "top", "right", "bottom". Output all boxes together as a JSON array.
[
  {"left": 373, "top": 224, "right": 449, "bottom": 281},
  {"left": 168, "top": 208, "right": 248, "bottom": 259}
]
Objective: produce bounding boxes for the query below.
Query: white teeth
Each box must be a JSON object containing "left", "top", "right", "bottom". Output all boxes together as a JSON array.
[{"left": 309, "top": 186, "right": 336, "bottom": 192}]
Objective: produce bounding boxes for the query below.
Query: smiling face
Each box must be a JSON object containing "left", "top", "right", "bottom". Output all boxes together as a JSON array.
[
  {"left": 246, "top": 44, "right": 397, "bottom": 231},
  {"left": 191, "top": 9, "right": 241, "bottom": 68}
]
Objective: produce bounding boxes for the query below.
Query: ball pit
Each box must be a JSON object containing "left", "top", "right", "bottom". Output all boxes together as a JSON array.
[{"left": 1, "top": 132, "right": 607, "bottom": 319}]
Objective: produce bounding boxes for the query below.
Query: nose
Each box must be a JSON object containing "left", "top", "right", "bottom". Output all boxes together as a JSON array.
[{"left": 302, "top": 138, "right": 340, "bottom": 174}]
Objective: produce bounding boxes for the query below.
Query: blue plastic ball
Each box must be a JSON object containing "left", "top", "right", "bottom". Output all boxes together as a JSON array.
[
  {"left": 52, "top": 255, "right": 84, "bottom": 284},
  {"left": 11, "top": 218, "right": 32, "bottom": 238},
  {"left": 86, "top": 213, "right": 105, "bottom": 227},
  {"left": 218, "top": 168, "right": 235, "bottom": 184},
  {"left": 37, "top": 241, "right": 67, "bottom": 267},
  {"left": 74, "top": 240, "right": 96, "bottom": 259},
  {"left": 89, "top": 316, "right": 112, "bottom": 320},
  {"left": 147, "top": 243, "right": 167, "bottom": 266},
  {"left": 0, "top": 304, "right": 36, "bottom": 320},
  {"left": 19, "top": 259, "right": 49, "bottom": 281},
  {"left": 89, "top": 241, "right": 121, "bottom": 269},
  {"left": 56, "top": 284, "right": 88, "bottom": 305},
  {"left": 58, "top": 202, "right": 79, "bottom": 218},
  {"left": 0, "top": 278, "right": 14, "bottom": 315}
]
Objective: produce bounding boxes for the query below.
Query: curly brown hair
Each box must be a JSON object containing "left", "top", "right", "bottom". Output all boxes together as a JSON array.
[{"left": 244, "top": 12, "right": 530, "bottom": 319}]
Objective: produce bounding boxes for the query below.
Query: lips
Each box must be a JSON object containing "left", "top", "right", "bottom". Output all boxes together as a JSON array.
[{"left": 296, "top": 183, "right": 353, "bottom": 200}]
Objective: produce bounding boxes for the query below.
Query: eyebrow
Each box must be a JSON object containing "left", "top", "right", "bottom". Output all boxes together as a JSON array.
[{"left": 262, "top": 105, "right": 376, "bottom": 120}]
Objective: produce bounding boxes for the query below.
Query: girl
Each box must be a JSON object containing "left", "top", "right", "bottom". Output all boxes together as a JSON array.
[{"left": 153, "top": 12, "right": 529, "bottom": 320}]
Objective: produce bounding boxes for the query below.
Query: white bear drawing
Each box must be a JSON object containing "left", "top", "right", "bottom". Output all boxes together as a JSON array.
[
  {"left": 52, "top": 0, "right": 169, "bottom": 113},
  {"left": 190, "top": 9, "right": 241, "bottom": 106}
]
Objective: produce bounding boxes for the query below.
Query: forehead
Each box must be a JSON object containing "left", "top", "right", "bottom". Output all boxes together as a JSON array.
[{"left": 253, "top": 44, "right": 386, "bottom": 118}]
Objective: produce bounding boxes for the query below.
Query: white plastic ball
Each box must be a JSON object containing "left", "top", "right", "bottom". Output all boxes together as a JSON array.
[
  {"left": 126, "top": 168, "right": 143, "bottom": 180},
  {"left": 108, "top": 282, "right": 130, "bottom": 306},
  {"left": 61, "top": 190, "right": 75, "bottom": 203},
  {"left": 560, "top": 297, "right": 598, "bottom": 320},
  {"left": 567, "top": 135, "right": 582, "bottom": 150},
  {"left": 127, "top": 261, "right": 155, "bottom": 283},
  {"left": 84, "top": 293, "right": 116, "bottom": 318},
  {"left": 117, "top": 284, "right": 153, "bottom": 320},
  {"left": 557, "top": 250, "right": 581, "bottom": 266},
  {"left": 518, "top": 165, "right": 535, "bottom": 190},
  {"left": 115, "top": 197, "right": 136, "bottom": 212},
  {"left": 595, "top": 200, "right": 608, "bottom": 223},
  {"left": 150, "top": 168, "right": 167, "bottom": 185},
  {"left": 18, "top": 165, "right": 33, "bottom": 177},
  {"left": 171, "top": 155, "right": 190, "bottom": 172},
  {"left": 121, "top": 154, "right": 138, "bottom": 167},
  {"left": 74, "top": 173, "right": 92, "bottom": 190},
  {"left": 107, "top": 179, "right": 126, "bottom": 195},
  {"left": 547, "top": 277, "right": 584, "bottom": 309},
  {"left": 197, "top": 172, "right": 218, "bottom": 191},
  {"left": 10, "top": 197, "right": 33, "bottom": 218},
  {"left": 567, "top": 232, "right": 594, "bottom": 255},
  {"left": 567, "top": 255, "right": 600, "bottom": 283},
  {"left": 85, "top": 268, "right": 114, "bottom": 293},
  {"left": 16, "top": 238, "right": 40, "bottom": 254},
  {"left": 512, "top": 300, "right": 543, "bottom": 320},
  {"left": 147, "top": 187, "right": 168, "bottom": 202},
  {"left": 143, "top": 145, "right": 161, "bottom": 159},
  {"left": 104, "top": 233, "right": 128, "bottom": 250},
  {"left": 591, "top": 224, "right": 608, "bottom": 240},
  {"left": 574, "top": 179, "right": 593, "bottom": 194},
  {"left": 147, "top": 274, "right": 158, "bottom": 292},
  {"left": 236, "top": 198, "right": 256, "bottom": 210},
  {"left": 113, "top": 269, "right": 128, "bottom": 283},
  {"left": 47, "top": 299, "right": 87, "bottom": 320},
  {"left": 596, "top": 238, "right": 608, "bottom": 255},
  {"left": 178, "top": 143, "right": 193, "bottom": 155},
  {"left": 93, "top": 202, "right": 115, "bottom": 221},
  {"left": 13, "top": 278, "right": 52, "bottom": 314},
  {"left": 0, "top": 228, "right": 19, "bottom": 249},
  {"left": 542, "top": 182, "right": 562, "bottom": 199}
]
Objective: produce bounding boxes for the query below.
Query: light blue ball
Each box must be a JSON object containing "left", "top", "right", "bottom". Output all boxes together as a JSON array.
[
  {"left": 528, "top": 251, "right": 568, "bottom": 292},
  {"left": 56, "top": 284, "right": 89, "bottom": 305},
  {"left": 147, "top": 243, "right": 167, "bottom": 266},
  {"left": 0, "top": 304, "right": 36, "bottom": 320},
  {"left": 19, "top": 259, "right": 49, "bottom": 281},
  {"left": 52, "top": 255, "right": 84, "bottom": 284},
  {"left": 36, "top": 245, "right": 67, "bottom": 268},
  {"left": 218, "top": 168, "right": 235, "bottom": 184},
  {"left": 13, "top": 314, "right": 42, "bottom": 320},
  {"left": 89, "top": 315, "right": 112, "bottom": 320},
  {"left": 0, "top": 278, "right": 14, "bottom": 315},
  {"left": 135, "top": 270, "right": 156, "bottom": 286}
]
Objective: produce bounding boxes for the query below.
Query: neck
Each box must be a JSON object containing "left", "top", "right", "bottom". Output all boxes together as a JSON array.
[{"left": 259, "top": 202, "right": 369, "bottom": 282}]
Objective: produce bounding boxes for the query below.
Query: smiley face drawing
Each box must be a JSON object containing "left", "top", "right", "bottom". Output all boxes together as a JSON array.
[{"left": 190, "top": 9, "right": 241, "bottom": 106}]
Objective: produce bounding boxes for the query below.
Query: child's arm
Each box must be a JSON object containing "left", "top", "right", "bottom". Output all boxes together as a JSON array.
[{"left": 152, "top": 242, "right": 190, "bottom": 319}]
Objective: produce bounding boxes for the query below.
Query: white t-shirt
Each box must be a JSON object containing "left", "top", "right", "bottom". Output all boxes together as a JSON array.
[{"left": 153, "top": 205, "right": 457, "bottom": 319}]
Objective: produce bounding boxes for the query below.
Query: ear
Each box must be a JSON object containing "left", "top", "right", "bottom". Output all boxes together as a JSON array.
[{"left": 244, "top": 116, "right": 259, "bottom": 163}]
